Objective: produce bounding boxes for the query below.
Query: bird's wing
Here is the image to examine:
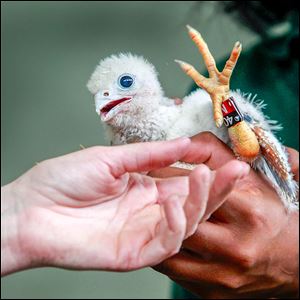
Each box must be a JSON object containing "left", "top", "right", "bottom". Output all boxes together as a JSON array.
[{"left": 242, "top": 107, "right": 299, "bottom": 210}]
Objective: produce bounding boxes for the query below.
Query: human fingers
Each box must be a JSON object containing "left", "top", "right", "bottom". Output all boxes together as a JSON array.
[
  {"left": 202, "top": 160, "right": 250, "bottom": 221},
  {"left": 148, "top": 166, "right": 191, "bottom": 178},
  {"left": 180, "top": 132, "right": 236, "bottom": 170},
  {"left": 136, "top": 196, "right": 186, "bottom": 268},
  {"left": 149, "top": 133, "right": 247, "bottom": 174},
  {"left": 105, "top": 137, "right": 191, "bottom": 177},
  {"left": 183, "top": 164, "right": 211, "bottom": 237},
  {"left": 155, "top": 176, "right": 189, "bottom": 204},
  {"left": 154, "top": 160, "right": 249, "bottom": 230},
  {"left": 154, "top": 250, "right": 246, "bottom": 288},
  {"left": 182, "top": 222, "right": 241, "bottom": 263},
  {"left": 152, "top": 160, "right": 249, "bottom": 236}
]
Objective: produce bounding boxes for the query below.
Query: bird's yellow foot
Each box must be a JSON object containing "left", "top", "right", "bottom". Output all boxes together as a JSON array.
[
  {"left": 176, "top": 25, "right": 242, "bottom": 128},
  {"left": 176, "top": 25, "right": 260, "bottom": 162}
]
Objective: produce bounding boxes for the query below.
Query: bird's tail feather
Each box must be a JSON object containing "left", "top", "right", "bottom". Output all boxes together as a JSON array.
[{"left": 255, "top": 156, "right": 299, "bottom": 211}]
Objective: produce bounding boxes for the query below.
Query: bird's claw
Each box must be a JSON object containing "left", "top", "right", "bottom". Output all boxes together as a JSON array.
[{"left": 175, "top": 25, "right": 242, "bottom": 128}]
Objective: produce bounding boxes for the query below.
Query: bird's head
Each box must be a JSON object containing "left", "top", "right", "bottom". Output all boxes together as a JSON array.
[{"left": 87, "top": 53, "right": 164, "bottom": 123}]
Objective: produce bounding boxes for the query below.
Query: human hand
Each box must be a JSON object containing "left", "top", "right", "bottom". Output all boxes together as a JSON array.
[
  {"left": 2, "top": 139, "right": 192, "bottom": 275},
  {"left": 151, "top": 133, "right": 299, "bottom": 299},
  {"left": 1, "top": 138, "right": 201, "bottom": 275}
]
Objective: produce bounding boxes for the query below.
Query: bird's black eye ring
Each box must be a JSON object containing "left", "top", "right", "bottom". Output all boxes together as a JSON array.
[{"left": 118, "top": 74, "right": 134, "bottom": 89}]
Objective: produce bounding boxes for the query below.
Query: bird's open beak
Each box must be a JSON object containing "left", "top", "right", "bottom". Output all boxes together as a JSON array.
[{"left": 97, "top": 97, "right": 132, "bottom": 121}]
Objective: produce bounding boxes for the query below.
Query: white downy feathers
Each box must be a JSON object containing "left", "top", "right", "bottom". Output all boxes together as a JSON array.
[{"left": 87, "top": 53, "right": 298, "bottom": 210}]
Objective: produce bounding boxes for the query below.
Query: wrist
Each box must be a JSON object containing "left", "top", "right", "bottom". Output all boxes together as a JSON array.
[{"left": 1, "top": 182, "right": 33, "bottom": 276}]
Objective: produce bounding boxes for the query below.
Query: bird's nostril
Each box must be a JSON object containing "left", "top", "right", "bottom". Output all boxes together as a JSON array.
[{"left": 103, "top": 92, "right": 109, "bottom": 97}]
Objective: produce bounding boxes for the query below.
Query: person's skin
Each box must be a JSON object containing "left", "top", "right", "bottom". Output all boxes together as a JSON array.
[
  {"left": 1, "top": 137, "right": 250, "bottom": 277},
  {"left": 150, "top": 132, "right": 299, "bottom": 299}
]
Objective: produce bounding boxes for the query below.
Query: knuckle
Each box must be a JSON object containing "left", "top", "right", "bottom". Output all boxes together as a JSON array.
[
  {"left": 198, "top": 131, "right": 228, "bottom": 150},
  {"left": 246, "top": 205, "right": 267, "bottom": 228},
  {"left": 218, "top": 276, "right": 245, "bottom": 290},
  {"left": 153, "top": 256, "right": 184, "bottom": 279},
  {"left": 199, "top": 131, "right": 220, "bottom": 143},
  {"left": 233, "top": 245, "right": 257, "bottom": 269}
]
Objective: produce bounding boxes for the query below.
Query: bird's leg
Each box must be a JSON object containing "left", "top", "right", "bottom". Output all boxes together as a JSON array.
[
  {"left": 176, "top": 25, "right": 242, "bottom": 127},
  {"left": 175, "top": 25, "right": 260, "bottom": 162}
]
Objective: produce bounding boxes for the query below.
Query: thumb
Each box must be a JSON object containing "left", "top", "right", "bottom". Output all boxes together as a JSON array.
[
  {"left": 106, "top": 138, "right": 191, "bottom": 177},
  {"left": 181, "top": 132, "right": 236, "bottom": 170}
]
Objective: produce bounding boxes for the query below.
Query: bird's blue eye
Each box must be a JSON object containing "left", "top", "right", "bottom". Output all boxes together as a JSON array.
[{"left": 118, "top": 74, "right": 134, "bottom": 89}]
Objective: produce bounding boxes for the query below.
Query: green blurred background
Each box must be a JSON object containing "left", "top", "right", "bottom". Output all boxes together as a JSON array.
[{"left": 1, "top": 1, "right": 258, "bottom": 299}]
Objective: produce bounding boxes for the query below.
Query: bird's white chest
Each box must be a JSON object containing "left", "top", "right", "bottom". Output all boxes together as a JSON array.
[
  {"left": 106, "top": 113, "right": 169, "bottom": 145},
  {"left": 105, "top": 89, "right": 230, "bottom": 145},
  {"left": 165, "top": 90, "right": 229, "bottom": 143}
]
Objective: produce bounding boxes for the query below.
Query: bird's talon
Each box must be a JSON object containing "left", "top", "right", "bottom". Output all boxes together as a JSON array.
[{"left": 234, "top": 41, "right": 241, "bottom": 49}]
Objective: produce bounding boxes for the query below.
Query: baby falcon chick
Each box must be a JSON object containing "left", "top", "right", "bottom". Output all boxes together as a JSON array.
[{"left": 87, "top": 26, "right": 298, "bottom": 210}]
